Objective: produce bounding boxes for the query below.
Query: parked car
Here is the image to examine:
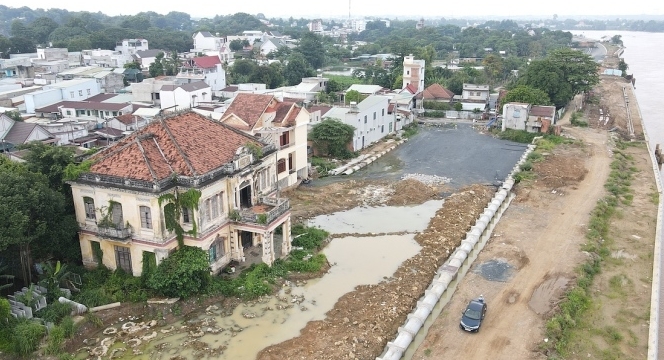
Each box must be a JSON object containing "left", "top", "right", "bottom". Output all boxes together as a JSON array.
[{"left": 459, "top": 295, "right": 487, "bottom": 332}]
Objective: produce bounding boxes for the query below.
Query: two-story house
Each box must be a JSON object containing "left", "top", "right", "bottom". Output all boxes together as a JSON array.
[
  {"left": 402, "top": 55, "right": 426, "bottom": 94},
  {"left": 24, "top": 78, "right": 101, "bottom": 114},
  {"left": 159, "top": 81, "right": 212, "bottom": 112},
  {"left": 0, "top": 113, "right": 56, "bottom": 152},
  {"left": 220, "top": 93, "right": 310, "bottom": 188},
  {"left": 69, "top": 111, "right": 293, "bottom": 276},
  {"left": 176, "top": 56, "right": 227, "bottom": 98},
  {"left": 323, "top": 95, "right": 392, "bottom": 151},
  {"left": 460, "top": 83, "right": 490, "bottom": 112}
]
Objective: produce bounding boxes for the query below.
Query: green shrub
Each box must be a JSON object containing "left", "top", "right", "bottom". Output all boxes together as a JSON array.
[
  {"left": 527, "top": 152, "right": 543, "bottom": 162},
  {"left": 84, "top": 313, "right": 103, "bottom": 328},
  {"left": 60, "top": 316, "right": 75, "bottom": 338},
  {"left": 147, "top": 246, "right": 211, "bottom": 298},
  {"left": 423, "top": 101, "right": 451, "bottom": 111},
  {"left": 292, "top": 226, "right": 329, "bottom": 250},
  {"left": 36, "top": 301, "right": 72, "bottom": 323},
  {"left": 519, "top": 161, "right": 533, "bottom": 171},
  {"left": 0, "top": 298, "right": 10, "bottom": 322},
  {"left": 423, "top": 110, "right": 446, "bottom": 118},
  {"left": 44, "top": 325, "right": 65, "bottom": 355},
  {"left": 11, "top": 320, "right": 45, "bottom": 356},
  {"left": 402, "top": 123, "right": 419, "bottom": 138},
  {"left": 75, "top": 288, "right": 114, "bottom": 308}
]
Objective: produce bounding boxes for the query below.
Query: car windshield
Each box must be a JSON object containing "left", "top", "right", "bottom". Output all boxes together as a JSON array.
[{"left": 464, "top": 308, "right": 482, "bottom": 320}]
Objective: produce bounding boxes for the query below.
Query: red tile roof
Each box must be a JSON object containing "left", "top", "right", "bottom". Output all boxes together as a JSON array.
[
  {"left": 222, "top": 93, "right": 275, "bottom": 131},
  {"left": 403, "top": 83, "right": 418, "bottom": 94},
  {"left": 192, "top": 56, "right": 221, "bottom": 69},
  {"left": 89, "top": 112, "right": 262, "bottom": 182},
  {"left": 422, "top": 84, "right": 455, "bottom": 100}
]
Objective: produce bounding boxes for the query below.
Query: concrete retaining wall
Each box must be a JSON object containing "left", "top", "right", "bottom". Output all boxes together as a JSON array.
[
  {"left": 329, "top": 139, "right": 407, "bottom": 176},
  {"left": 635, "top": 94, "right": 664, "bottom": 360},
  {"left": 376, "top": 144, "right": 536, "bottom": 360}
]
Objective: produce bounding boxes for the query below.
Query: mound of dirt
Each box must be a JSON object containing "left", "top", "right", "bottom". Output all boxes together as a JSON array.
[
  {"left": 533, "top": 150, "right": 588, "bottom": 189},
  {"left": 386, "top": 179, "right": 439, "bottom": 206}
]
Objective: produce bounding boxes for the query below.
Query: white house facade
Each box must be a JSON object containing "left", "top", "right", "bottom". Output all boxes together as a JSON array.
[
  {"left": 24, "top": 78, "right": 101, "bottom": 114},
  {"left": 323, "top": 95, "right": 392, "bottom": 151},
  {"left": 160, "top": 81, "right": 212, "bottom": 112}
]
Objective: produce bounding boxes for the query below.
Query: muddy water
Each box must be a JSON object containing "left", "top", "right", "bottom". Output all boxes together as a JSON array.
[
  {"left": 78, "top": 201, "right": 441, "bottom": 360},
  {"left": 309, "top": 200, "right": 444, "bottom": 234}
]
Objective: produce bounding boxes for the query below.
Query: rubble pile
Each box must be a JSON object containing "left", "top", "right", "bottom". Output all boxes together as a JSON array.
[
  {"left": 401, "top": 173, "right": 452, "bottom": 186},
  {"left": 258, "top": 184, "right": 494, "bottom": 360}
]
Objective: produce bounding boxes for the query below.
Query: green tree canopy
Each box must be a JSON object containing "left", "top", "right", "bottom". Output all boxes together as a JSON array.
[
  {"left": 148, "top": 52, "right": 165, "bottom": 77},
  {"left": 310, "top": 118, "right": 356, "bottom": 158},
  {"left": 295, "top": 32, "right": 325, "bottom": 70},
  {"left": 502, "top": 85, "right": 552, "bottom": 107},
  {"left": 147, "top": 246, "right": 211, "bottom": 298},
  {"left": 284, "top": 53, "right": 315, "bottom": 86},
  {"left": 518, "top": 59, "right": 573, "bottom": 108}
]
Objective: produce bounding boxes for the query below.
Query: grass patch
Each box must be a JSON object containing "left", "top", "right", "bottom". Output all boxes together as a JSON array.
[
  {"left": 541, "top": 142, "right": 639, "bottom": 358},
  {"left": 570, "top": 111, "right": 588, "bottom": 127},
  {"left": 402, "top": 123, "right": 419, "bottom": 138},
  {"left": 311, "top": 157, "right": 336, "bottom": 177}
]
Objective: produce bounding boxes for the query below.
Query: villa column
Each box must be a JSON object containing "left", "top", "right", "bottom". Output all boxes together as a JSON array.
[
  {"left": 261, "top": 231, "right": 275, "bottom": 265},
  {"left": 282, "top": 216, "right": 292, "bottom": 256},
  {"left": 231, "top": 231, "right": 244, "bottom": 262}
]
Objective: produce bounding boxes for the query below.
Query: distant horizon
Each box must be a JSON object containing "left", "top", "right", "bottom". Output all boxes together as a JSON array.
[{"left": 1, "top": 2, "right": 663, "bottom": 21}]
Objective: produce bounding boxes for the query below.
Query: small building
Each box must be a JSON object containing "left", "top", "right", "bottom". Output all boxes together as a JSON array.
[
  {"left": 420, "top": 83, "right": 455, "bottom": 104},
  {"left": 460, "top": 83, "right": 490, "bottom": 112},
  {"left": 402, "top": 55, "right": 425, "bottom": 94},
  {"left": 502, "top": 102, "right": 532, "bottom": 132},
  {"left": 0, "top": 113, "right": 57, "bottom": 152},
  {"left": 24, "top": 78, "right": 101, "bottom": 114},
  {"left": 159, "top": 81, "right": 212, "bottom": 112},
  {"left": 177, "top": 56, "right": 227, "bottom": 97},
  {"left": 105, "top": 113, "right": 149, "bottom": 132},
  {"left": 132, "top": 50, "right": 165, "bottom": 70},
  {"left": 323, "top": 95, "right": 392, "bottom": 151}
]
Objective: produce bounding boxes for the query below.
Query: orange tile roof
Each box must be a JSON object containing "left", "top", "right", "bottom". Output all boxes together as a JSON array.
[
  {"left": 422, "top": 83, "right": 455, "bottom": 100},
  {"left": 114, "top": 114, "right": 142, "bottom": 125},
  {"left": 222, "top": 93, "right": 274, "bottom": 131},
  {"left": 89, "top": 112, "right": 262, "bottom": 182}
]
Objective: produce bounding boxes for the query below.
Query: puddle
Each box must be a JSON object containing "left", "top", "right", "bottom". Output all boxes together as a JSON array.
[
  {"left": 528, "top": 276, "right": 570, "bottom": 315},
  {"left": 474, "top": 259, "right": 514, "bottom": 282},
  {"left": 308, "top": 200, "right": 444, "bottom": 234}
]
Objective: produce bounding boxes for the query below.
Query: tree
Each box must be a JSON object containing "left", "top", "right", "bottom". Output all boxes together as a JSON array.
[
  {"left": 454, "top": 102, "right": 463, "bottom": 111},
  {"left": 345, "top": 90, "right": 362, "bottom": 104},
  {"left": 124, "top": 61, "right": 141, "bottom": 70},
  {"left": 310, "top": 119, "right": 356, "bottom": 158},
  {"left": 147, "top": 246, "right": 211, "bottom": 298},
  {"left": 229, "top": 39, "right": 243, "bottom": 51},
  {"left": 284, "top": 53, "right": 314, "bottom": 86},
  {"left": 10, "top": 20, "right": 34, "bottom": 39},
  {"left": 518, "top": 59, "right": 573, "bottom": 108},
  {"left": 3, "top": 111, "right": 22, "bottom": 122},
  {"left": 502, "top": 85, "right": 552, "bottom": 107},
  {"left": 20, "top": 142, "right": 76, "bottom": 194},
  {"left": 159, "top": 188, "right": 202, "bottom": 248},
  {"left": 547, "top": 48, "right": 599, "bottom": 96},
  {"left": 66, "top": 36, "right": 92, "bottom": 52},
  {"left": 295, "top": 32, "right": 325, "bottom": 70},
  {"left": 0, "top": 157, "right": 78, "bottom": 284},
  {"left": 149, "top": 52, "right": 165, "bottom": 77},
  {"left": 482, "top": 54, "right": 504, "bottom": 82},
  {"left": 248, "top": 63, "right": 284, "bottom": 89},
  {"left": 29, "top": 17, "right": 59, "bottom": 44},
  {"left": 8, "top": 37, "right": 36, "bottom": 54},
  {"left": 0, "top": 35, "right": 11, "bottom": 59}
]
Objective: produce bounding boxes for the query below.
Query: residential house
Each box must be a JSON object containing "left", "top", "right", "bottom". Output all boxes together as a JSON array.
[
  {"left": 177, "top": 56, "right": 227, "bottom": 97},
  {"left": 0, "top": 113, "right": 57, "bottom": 152},
  {"left": 80, "top": 49, "right": 132, "bottom": 68},
  {"left": 420, "top": 83, "right": 455, "bottom": 104},
  {"left": 402, "top": 55, "right": 425, "bottom": 94},
  {"left": 0, "top": 57, "right": 34, "bottom": 78},
  {"left": 36, "top": 48, "right": 68, "bottom": 61},
  {"left": 307, "top": 105, "right": 332, "bottom": 131},
  {"left": 115, "top": 39, "right": 149, "bottom": 56},
  {"left": 26, "top": 118, "right": 92, "bottom": 145},
  {"left": 221, "top": 93, "right": 310, "bottom": 188},
  {"left": 192, "top": 31, "right": 224, "bottom": 51},
  {"left": 159, "top": 81, "right": 212, "bottom": 112},
  {"left": 502, "top": 102, "right": 532, "bottom": 132},
  {"left": 132, "top": 50, "right": 165, "bottom": 70},
  {"left": 105, "top": 113, "right": 148, "bottom": 132},
  {"left": 242, "top": 31, "right": 264, "bottom": 44},
  {"left": 257, "top": 38, "right": 288, "bottom": 56},
  {"left": 130, "top": 77, "right": 177, "bottom": 104},
  {"left": 24, "top": 78, "right": 101, "bottom": 114},
  {"left": 56, "top": 66, "right": 125, "bottom": 93},
  {"left": 528, "top": 105, "right": 556, "bottom": 132},
  {"left": 262, "top": 76, "right": 329, "bottom": 102},
  {"left": 69, "top": 111, "right": 293, "bottom": 275},
  {"left": 460, "top": 83, "right": 490, "bottom": 112},
  {"left": 34, "top": 99, "right": 133, "bottom": 122},
  {"left": 323, "top": 95, "right": 392, "bottom": 151}
]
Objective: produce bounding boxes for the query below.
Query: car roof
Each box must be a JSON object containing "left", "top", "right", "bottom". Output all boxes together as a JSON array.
[{"left": 467, "top": 300, "right": 484, "bottom": 311}]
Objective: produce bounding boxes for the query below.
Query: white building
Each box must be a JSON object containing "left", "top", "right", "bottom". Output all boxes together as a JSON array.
[
  {"left": 115, "top": 39, "right": 149, "bottom": 56},
  {"left": 159, "top": 81, "right": 212, "bottom": 112},
  {"left": 502, "top": 102, "right": 531, "bottom": 132},
  {"left": 36, "top": 48, "right": 68, "bottom": 61},
  {"left": 132, "top": 50, "right": 164, "bottom": 70},
  {"left": 56, "top": 66, "right": 125, "bottom": 93},
  {"left": 323, "top": 95, "right": 392, "bottom": 151},
  {"left": 402, "top": 55, "right": 426, "bottom": 94},
  {"left": 243, "top": 31, "right": 264, "bottom": 44},
  {"left": 308, "top": 19, "right": 323, "bottom": 33},
  {"left": 192, "top": 31, "right": 224, "bottom": 51},
  {"left": 24, "top": 78, "right": 101, "bottom": 114},
  {"left": 176, "top": 56, "right": 226, "bottom": 97},
  {"left": 262, "top": 76, "right": 329, "bottom": 102},
  {"left": 130, "top": 77, "right": 177, "bottom": 104},
  {"left": 460, "top": 83, "right": 490, "bottom": 111},
  {"left": 81, "top": 49, "right": 132, "bottom": 68},
  {"left": 350, "top": 19, "right": 367, "bottom": 33}
]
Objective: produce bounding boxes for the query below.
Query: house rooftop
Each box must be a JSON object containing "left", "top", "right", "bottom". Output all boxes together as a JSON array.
[
  {"left": 190, "top": 56, "right": 221, "bottom": 69},
  {"left": 160, "top": 81, "right": 210, "bottom": 92},
  {"left": 308, "top": 105, "right": 332, "bottom": 116},
  {"left": 36, "top": 100, "right": 130, "bottom": 113},
  {"left": 222, "top": 93, "right": 275, "bottom": 130},
  {"left": 463, "top": 83, "right": 490, "bottom": 91},
  {"left": 422, "top": 83, "right": 455, "bottom": 100},
  {"left": 86, "top": 112, "right": 264, "bottom": 184},
  {"left": 346, "top": 84, "right": 384, "bottom": 94},
  {"left": 530, "top": 105, "right": 556, "bottom": 118}
]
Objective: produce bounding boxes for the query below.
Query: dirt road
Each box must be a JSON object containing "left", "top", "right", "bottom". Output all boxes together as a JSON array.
[{"left": 412, "top": 126, "right": 612, "bottom": 359}]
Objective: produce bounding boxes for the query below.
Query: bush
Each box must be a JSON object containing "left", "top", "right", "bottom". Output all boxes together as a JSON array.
[
  {"left": 292, "top": 226, "right": 329, "bottom": 250},
  {"left": 423, "top": 101, "right": 451, "bottom": 111},
  {"left": 36, "top": 301, "right": 72, "bottom": 323},
  {"left": 423, "top": 110, "right": 446, "bottom": 118},
  {"left": 147, "top": 246, "right": 211, "bottom": 298},
  {"left": 0, "top": 298, "right": 9, "bottom": 322},
  {"left": 60, "top": 316, "right": 75, "bottom": 338},
  {"left": 402, "top": 123, "right": 418, "bottom": 138},
  {"left": 11, "top": 320, "right": 45, "bottom": 356},
  {"left": 75, "top": 288, "right": 114, "bottom": 308}
]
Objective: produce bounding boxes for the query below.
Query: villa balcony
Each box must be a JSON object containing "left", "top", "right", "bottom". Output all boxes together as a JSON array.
[
  {"left": 238, "top": 197, "right": 290, "bottom": 226},
  {"left": 97, "top": 224, "right": 132, "bottom": 240}
]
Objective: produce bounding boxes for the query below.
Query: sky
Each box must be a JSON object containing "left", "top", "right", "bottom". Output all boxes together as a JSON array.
[{"left": 2, "top": 0, "right": 663, "bottom": 19}]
